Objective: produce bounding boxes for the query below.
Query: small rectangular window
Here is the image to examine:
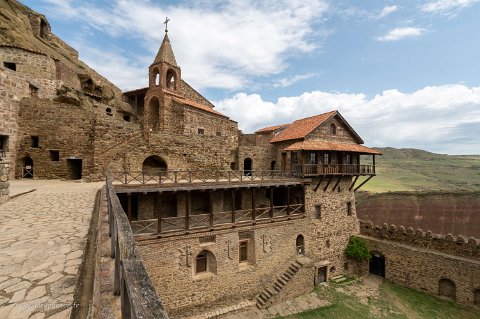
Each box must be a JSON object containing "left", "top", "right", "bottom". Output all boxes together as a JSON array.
[
  {"left": 315, "top": 204, "right": 321, "bottom": 219},
  {"left": 197, "top": 128, "right": 205, "bottom": 135},
  {"left": 31, "top": 136, "right": 39, "bottom": 148},
  {"left": 347, "top": 202, "right": 352, "bottom": 216},
  {"left": 49, "top": 150, "right": 60, "bottom": 161},
  {"left": 3, "top": 62, "right": 16, "bottom": 71},
  {"left": 239, "top": 241, "right": 248, "bottom": 262}
]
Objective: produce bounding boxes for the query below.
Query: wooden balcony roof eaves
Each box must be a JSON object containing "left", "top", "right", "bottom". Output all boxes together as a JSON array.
[{"left": 113, "top": 180, "right": 305, "bottom": 193}]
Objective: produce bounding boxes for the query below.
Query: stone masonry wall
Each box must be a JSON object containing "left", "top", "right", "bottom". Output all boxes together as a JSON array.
[
  {"left": 137, "top": 176, "right": 359, "bottom": 317},
  {"left": 0, "top": 161, "right": 10, "bottom": 204},
  {"left": 0, "top": 66, "right": 30, "bottom": 178},
  {"left": 361, "top": 234, "right": 480, "bottom": 306},
  {"left": 307, "top": 117, "right": 358, "bottom": 143}
]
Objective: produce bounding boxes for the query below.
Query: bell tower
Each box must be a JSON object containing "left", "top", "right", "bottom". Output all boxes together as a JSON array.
[{"left": 148, "top": 17, "right": 181, "bottom": 91}]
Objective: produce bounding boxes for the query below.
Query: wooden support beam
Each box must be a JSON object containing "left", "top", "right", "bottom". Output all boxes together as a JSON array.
[
  {"left": 349, "top": 175, "right": 359, "bottom": 191},
  {"left": 313, "top": 176, "right": 324, "bottom": 192},
  {"left": 209, "top": 190, "right": 214, "bottom": 228},
  {"left": 373, "top": 155, "right": 376, "bottom": 175},
  {"left": 156, "top": 192, "right": 161, "bottom": 233},
  {"left": 231, "top": 189, "right": 236, "bottom": 225},
  {"left": 251, "top": 188, "right": 256, "bottom": 221},
  {"left": 286, "top": 186, "right": 291, "bottom": 216},
  {"left": 269, "top": 187, "right": 274, "bottom": 219},
  {"left": 302, "top": 185, "right": 306, "bottom": 214},
  {"left": 332, "top": 176, "right": 341, "bottom": 192},
  {"left": 185, "top": 191, "right": 191, "bottom": 231},
  {"left": 127, "top": 193, "right": 132, "bottom": 222},
  {"left": 323, "top": 176, "right": 333, "bottom": 192},
  {"left": 354, "top": 175, "right": 374, "bottom": 192}
]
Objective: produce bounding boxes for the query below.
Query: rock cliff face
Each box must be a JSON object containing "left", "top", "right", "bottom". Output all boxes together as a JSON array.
[{"left": 356, "top": 191, "right": 480, "bottom": 238}]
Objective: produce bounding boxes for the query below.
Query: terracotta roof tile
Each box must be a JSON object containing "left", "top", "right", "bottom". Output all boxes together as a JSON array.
[
  {"left": 171, "top": 97, "right": 228, "bottom": 118},
  {"left": 255, "top": 124, "right": 289, "bottom": 134},
  {"left": 270, "top": 110, "right": 337, "bottom": 143},
  {"left": 284, "top": 140, "right": 382, "bottom": 155}
]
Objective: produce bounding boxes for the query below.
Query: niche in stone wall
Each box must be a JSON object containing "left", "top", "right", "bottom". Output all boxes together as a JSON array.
[{"left": 438, "top": 278, "right": 456, "bottom": 301}]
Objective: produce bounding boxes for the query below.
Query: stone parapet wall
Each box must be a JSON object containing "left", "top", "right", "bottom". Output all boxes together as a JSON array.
[
  {"left": 360, "top": 220, "right": 480, "bottom": 259},
  {"left": 361, "top": 234, "right": 480, "bottom": 306},
  {"left": 0, "top": 161, "right": 10, "bottom": 204}
]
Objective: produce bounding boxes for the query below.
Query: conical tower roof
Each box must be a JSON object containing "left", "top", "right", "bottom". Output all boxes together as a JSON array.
[{"left": 153, "top": 34, "right": 178, "bottom": 66}]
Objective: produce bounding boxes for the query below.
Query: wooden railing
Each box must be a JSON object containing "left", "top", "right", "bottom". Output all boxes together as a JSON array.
[
  {"left": 293, "top": 164, "right": 375, "bottom": 176},
  {"left": 106, "top": 177, "right": 169, "bottom": 319},
  {"left": 110, "top": 169, "right": 301, "bottom": 186},
  {"left": 131, "top": 204, "right": 305, "bottom": 236}
]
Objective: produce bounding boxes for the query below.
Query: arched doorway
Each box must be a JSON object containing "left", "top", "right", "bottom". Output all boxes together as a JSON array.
[
  {"left": 271, "top": 160, "right": 276, "bottom": 170},
  {"left": 142, "top": 155, "right": 167, "bottom": 175},
  {"left": 195, "top": 250, "right": 217, "bottom": 275},
  {"left": 148, "top": 97, "right": 160, "bottom": 132},
  {"left": 369, "top": 251, "right": 385, "bottom": 277},
  {"left": 296, "top": 235, "right": 305, "bottom": 255},
  {"left": 438, "top": 279, "right": 456, "bottom": 300},
  {"left": 22, "top": 156, "right": 33, "bottom": 178},
  {"left": 243, "top": 158, "right": 252, "bottom": 176}
]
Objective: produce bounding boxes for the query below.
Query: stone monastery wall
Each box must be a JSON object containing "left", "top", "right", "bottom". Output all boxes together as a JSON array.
[{"left": 360, "top": 220, "right": 480, "bottom": 306}]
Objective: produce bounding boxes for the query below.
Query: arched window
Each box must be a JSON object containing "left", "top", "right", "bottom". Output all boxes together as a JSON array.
[
  {"left": 195, "top": 250, "right": 217, "bottom": 275},
  {"left": 151, "top": 68, "right": 160, "bottom": 86},
  {"left": 438, "top": 278, "right": 456, "bottom": 300},
  {"left": 142, "top": 155, "right": 167, "bottom": 175},
  {"left": 296, "top": 235, "right": 305, "bottom": 255},
  {"left": 166, "top": 69, "right": 176, "bottom": 89},
  {"left": 330, "top": 123, "right": 337, "bottom": 135}
]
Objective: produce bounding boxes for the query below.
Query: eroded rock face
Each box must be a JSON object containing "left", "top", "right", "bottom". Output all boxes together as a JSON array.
[{"left": 356, "top": 191, "right": 480, "bottom": 238}]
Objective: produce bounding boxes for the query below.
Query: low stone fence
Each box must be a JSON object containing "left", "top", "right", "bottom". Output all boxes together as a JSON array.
[
  {"left": 360, "top": 220, "right": 480, "bottom": 259},
  {"left": 0, "top": 161, "right": 10, "bottom": 204},
  {"left": 106, "top": 176, "right": 169, "bottom": 318}
]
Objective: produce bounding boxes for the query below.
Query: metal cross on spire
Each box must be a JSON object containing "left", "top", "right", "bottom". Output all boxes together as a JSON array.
[{"left": 164, "top": 16, "right": 170, "bottom": 33}]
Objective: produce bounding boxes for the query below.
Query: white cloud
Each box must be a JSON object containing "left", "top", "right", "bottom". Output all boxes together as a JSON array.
[
  {"left": 38, "top": 0, "right": 329, "bottom": 91},
  {"left": 378, "top": 5, "right": 398, "bottom": 18},
  {"left": 376, "top": 27, "right": 426, "bottom": 41},
  {"left": 273, "top": 74, "right": 314, "bottom": 88},
  {"left": 421, "top": 0, "right": 479, "bottom": 14},
  {"left": 215, "top": 85, "right": 480, "bottom": 155}
]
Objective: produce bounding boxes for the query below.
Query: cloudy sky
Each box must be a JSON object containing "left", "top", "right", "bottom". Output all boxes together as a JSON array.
[{"left": 22, "top": 0, "right": 480, "bottom": 154}]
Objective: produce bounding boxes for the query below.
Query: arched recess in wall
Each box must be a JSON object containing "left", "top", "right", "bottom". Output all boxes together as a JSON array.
[
  {"left": 152, "top": 67, "right": 160, "bottom": 86},
  {"left": 330, "top": 123, "right": 337, "bottom": 135},
  {"left": 195, "top": 250, "right": 217, "bottom": 275},
  {"left": 438, "top": 278, "right": 456, "bottom": 301},
  {"left": 369, "top": 251, "right": 385, "bottom": 277},
  {"left": 296, "top": 234, "right": 305, "bottom": 255},
  {"left": 148, "top": 97, "right": 160, "bottom": 132},
  {"left": 22, "top": 156, "right": 33, "bottom": 178},
  {"left": 142, "top": 155, "right": 167, "bottom": 175},
  {"left": 243, "top": 158, "right": 252, "bottom": 176},
  {"left": 166, "top": 69, "right": 176, "bottom": 89},
  {"left": 474, "top": 289, "right": 480, "bottom": 306}
]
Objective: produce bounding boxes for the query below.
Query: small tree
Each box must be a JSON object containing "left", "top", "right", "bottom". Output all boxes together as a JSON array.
[{"left": 345, "top": 236, "right": 370, "bottom": 275}]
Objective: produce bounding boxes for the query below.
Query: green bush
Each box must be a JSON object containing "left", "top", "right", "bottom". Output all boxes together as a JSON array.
[{"left": 345, "top": 236, "right": 370, "bottom": 262}]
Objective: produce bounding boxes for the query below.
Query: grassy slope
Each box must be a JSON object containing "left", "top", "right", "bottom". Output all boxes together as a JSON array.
[
  {"left": 280, "top": 280, "right": 479, "bottom": 319},
  {"left": 358, "top": 147, "right": 480, "bottom": 193}
]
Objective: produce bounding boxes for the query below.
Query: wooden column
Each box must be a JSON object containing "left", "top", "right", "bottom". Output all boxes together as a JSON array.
[
  {"left": 231, "top": 189, "right": 236, "bottom": 224},
  {"left": 269, "top": 187, "right": 274, "bottom": 219},
  {"left": 373, "top": 155, "right": 376, "bottom": 174},
  {"left": 286, "top": 186, "right": 291, "bottom": 216},
  {"left": 127, "top": 193, "right": 132, "bottom": 222},
  {"left": 209, "top": 190, "right": 214, "bottom": 228},
  {"left": 251, "top": 188, "right": 256, "bottom": 222},
  {"left": 156, "top": 192, "right": 161, "bottom": 233},
  {"left": 185, "top": 191, "right": 191, "bottom": 231},
  {"left": 302, "top": 185, "right": 306, "bottom": 214}
]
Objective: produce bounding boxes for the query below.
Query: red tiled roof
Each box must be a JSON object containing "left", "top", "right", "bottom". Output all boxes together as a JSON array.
[
  {"left": 255, "top": 124, "right": 289, "bottom": 134},
  {"left": 284, "top": 140, "right": 382, "bottom": 155},
  {"left": 270, "top": 111, "right": 337, "bottom": 143},
  {"left": 171, "top": 97, "right": 228, "bottom": 118}
]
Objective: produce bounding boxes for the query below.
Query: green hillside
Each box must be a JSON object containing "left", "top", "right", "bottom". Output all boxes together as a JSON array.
[{"left": 358, "top": 147, "right": 480, "bottom": 193}]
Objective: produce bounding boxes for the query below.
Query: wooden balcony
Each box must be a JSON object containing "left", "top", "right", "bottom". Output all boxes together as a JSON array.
[
  {"left": 130, "top": 204, "right": 305, "bottom": 237},
  {"left": 293, "top": 164, "right": 375, "bottom": 177}
]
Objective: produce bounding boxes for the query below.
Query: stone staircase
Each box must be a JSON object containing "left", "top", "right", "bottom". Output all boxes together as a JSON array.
[{"left": 256, "top": 260, "right": 304, "bottom": 309}]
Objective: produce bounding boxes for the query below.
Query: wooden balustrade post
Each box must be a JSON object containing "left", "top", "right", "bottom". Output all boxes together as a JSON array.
[
  {"left": 286, "top": 186, "right": 291, "bottom": 216},
  {"left": 231, "top": 189, "right": 236, "bottom": 224},
  {"left": 251, "top": 188, "right": 256, "bottom": 222},
  {"left": 156, "top": 192, "right": 162, "bottom": 234},
  {"left": 209, "top": 190, "right": 214, "bottom": 228},
  {"left": 373, "top": 155, "right": 376, "bottom": 174}
]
